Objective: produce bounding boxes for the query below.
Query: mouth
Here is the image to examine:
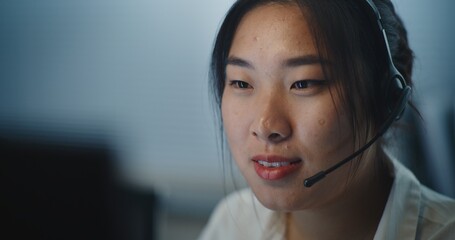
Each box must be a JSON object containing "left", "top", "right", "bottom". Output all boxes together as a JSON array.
[
  {"left": 255, "top": 159, "right": 301, "bottom": 168},
  {"left": 252, "top": 155, "right": 303, "bottom": 181}
]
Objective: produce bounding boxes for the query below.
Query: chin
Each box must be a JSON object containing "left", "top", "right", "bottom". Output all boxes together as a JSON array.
[
  {"left": 256, "top": 194, "right": 302, "bottom": 212},
  {"left": 250, "top": 183, "right": 305, "bottom": 212}
]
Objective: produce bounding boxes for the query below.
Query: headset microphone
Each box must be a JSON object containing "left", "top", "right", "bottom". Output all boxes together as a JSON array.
[{"left": 304, "top": 0, "right": 412, "bottom": 188}]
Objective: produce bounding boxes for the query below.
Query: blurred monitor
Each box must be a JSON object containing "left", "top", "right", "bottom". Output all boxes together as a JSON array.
[{"left": 0, "top": 133, "right": 156, "bottom": 240}]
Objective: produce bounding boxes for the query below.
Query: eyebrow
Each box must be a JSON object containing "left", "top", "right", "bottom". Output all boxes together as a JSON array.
[
  {"left": 227, "top": 56, "right": 254, "bottom": 69},
  {"left": 284, "top": 55, "right": 327, "bottom": 67},
  {"left": 226, "top": 55, "right": 327, "bottom": 69}
]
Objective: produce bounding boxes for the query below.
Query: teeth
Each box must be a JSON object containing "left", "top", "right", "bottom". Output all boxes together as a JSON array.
[{"left": 257, "top": 160, "right": 290, "bottom": 168}]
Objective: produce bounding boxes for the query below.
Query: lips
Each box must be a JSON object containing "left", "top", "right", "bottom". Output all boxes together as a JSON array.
[{"left": 252, "top": 155, "right": 302, "bottom": 180}]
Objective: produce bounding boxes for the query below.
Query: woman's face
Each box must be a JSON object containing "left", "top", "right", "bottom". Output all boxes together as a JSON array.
[{"left": 221, "top": 3, "right": 357, "bottom": 211}]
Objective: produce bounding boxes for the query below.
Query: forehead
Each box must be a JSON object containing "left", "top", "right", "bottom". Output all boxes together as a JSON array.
[{"left": 229, "top": 3, "right": 317, "bottom": 60}]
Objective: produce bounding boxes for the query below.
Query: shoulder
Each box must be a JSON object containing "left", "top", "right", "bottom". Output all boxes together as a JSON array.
[
  {"left": 198, "top": 188, "right": 285, "bottom": 240},
  {"left": 417, "top": 186, "right": 455, "bottom": 239},
  {"left": 377, "top": 151, "right": 455, "bottom": 239}
]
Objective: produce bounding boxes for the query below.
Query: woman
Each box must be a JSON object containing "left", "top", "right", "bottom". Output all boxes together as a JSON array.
[{"left": 199, "top": 0, "right": 455, "bottom": 239}]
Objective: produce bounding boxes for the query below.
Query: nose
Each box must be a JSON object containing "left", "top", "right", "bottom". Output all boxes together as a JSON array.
[{"left": 251, "top": 99, "right": 292, "bottom": 144}]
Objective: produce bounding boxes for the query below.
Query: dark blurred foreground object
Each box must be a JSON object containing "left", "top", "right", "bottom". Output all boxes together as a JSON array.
[{"left": 0, "top": 134, "right": 157, "bottom": 240}]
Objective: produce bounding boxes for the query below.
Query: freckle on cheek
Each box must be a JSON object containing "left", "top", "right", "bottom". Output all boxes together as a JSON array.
[{"left": 319, "top": 119, "right": 326, "bottom": 126}]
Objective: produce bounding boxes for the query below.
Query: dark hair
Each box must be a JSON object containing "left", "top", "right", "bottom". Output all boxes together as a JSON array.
[{"left": 210, "top": 0, "right": 414, "bottom": 153}]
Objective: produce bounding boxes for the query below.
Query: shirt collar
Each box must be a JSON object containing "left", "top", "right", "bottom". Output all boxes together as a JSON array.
[{"left": 374, "top": 153, "right": 422, "bottom": 240}]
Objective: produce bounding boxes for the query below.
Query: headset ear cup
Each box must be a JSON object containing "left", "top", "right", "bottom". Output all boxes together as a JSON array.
[
  {"left": 387, "top": 76, "right": 403, "bottom": 111},
  {"left": 393, "top": 82, "right": 411, "bottom": 121},
  {"left": 386, "top": 74, "right": 410, "bottom": 120}
]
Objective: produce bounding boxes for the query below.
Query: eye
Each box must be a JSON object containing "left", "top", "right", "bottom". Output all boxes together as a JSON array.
[
  {"left": 229, "top": 80, "right": 252, "bottom": 89},
  {"left": 291, "top": 80, "right": 326, "bottom": 90}
]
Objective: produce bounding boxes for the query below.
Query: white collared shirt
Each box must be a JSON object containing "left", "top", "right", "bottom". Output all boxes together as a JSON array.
[
  {"left": 374, "top": 157, "right": 455, "bottom": 239},
  {"left": 199, "top": 158, "right": 455, "bottom": 240}
]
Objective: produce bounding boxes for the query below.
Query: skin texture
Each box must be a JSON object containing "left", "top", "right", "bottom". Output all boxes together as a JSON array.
[
  {"left": 221, "top": 3, "right": 391, "bottom": 239},
  {"left": 223, "top": 2, "right": 355, "bottom": 212}
]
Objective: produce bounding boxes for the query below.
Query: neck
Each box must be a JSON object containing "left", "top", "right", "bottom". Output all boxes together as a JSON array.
[{"left": 287, "top": 148, "right": 393, "bottom": 240}]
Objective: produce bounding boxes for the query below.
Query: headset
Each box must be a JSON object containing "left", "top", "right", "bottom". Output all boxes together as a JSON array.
[{"left": 304, "top": 0, "right": 412, "bottom": 187}]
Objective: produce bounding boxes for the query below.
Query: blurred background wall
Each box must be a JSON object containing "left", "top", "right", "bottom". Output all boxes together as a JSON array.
[{"left": 0, "top": 0, "right": 453, "bottom": 239}]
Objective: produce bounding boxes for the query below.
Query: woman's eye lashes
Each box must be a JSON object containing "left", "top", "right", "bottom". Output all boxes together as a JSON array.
[
  {"left": 291, "top": 80, "right": 326, "bottom": 89},
  {"left": 292, "top": 80, "right": 309, "bottom": 89},
  {"left": 227, "top": 79, "right": 325, "bottom": 91},
  {"left": 229, "top": 80, "right": 251, "bottom": 89}
]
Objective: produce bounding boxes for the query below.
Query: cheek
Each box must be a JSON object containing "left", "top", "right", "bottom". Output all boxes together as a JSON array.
[
  {"left": 221, "top": 99, "right": 236, "bottom": 139},
  {"left": 221, "top": 97, "right": 249, "bottom": 152},
  {"left": 295, "top": 104, "right": 352, "bottom": 159},
  {"left": 221, "top": 97, "right": 254, "bottom": 176}
]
